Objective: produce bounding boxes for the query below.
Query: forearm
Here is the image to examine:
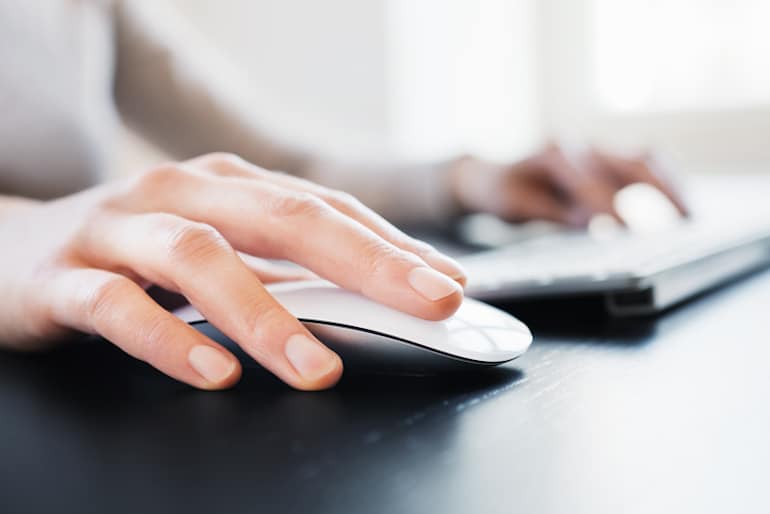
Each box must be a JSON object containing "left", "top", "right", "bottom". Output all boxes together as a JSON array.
[
  {"left": 301, "top": 156, "right": 464, "bottom": 226},
  {"left": 112, "top": 1, "right": 463, "bottom": 226}
]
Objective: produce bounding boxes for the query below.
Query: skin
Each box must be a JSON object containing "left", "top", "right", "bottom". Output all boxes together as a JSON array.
[
  {"left": 451, "top": 143, "right": 688, "bottom": 225},
  {"left": 0, "top": 145, "right": 687, "bottom": 392},
  {"left": 0, "top": 153, "right": 466, "bottom": 391}
]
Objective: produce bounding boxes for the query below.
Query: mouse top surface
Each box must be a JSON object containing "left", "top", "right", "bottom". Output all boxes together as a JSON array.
[{"left": 178, "top": 280, "right": 532, "bottom": 365}]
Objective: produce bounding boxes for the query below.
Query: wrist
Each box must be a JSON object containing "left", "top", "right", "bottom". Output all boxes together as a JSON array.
[
  {"left": 447, "top": 154, "right": 504, "bottom": 216},
  {"left": 447, "top": 154, "right": 478, "bottom": 216}
]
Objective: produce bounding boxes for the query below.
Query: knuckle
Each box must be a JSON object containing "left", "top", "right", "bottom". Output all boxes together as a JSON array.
[
  {"left": 76, "top": 202, "right": 114, "bottom": 238},
  {"left": 85, "top": 276, "right": 135, "bottom": 324},
  {"left": 164, "top": 221, "right": 229, "bottom": 264},
  {"left": 198, "top": 152, "right": 248, "bottom": 175},
  {"left": 240, "top": 298, "right": 289, "bottom": 352},
  {"left": 243, "top": 299, "right": 277, "bottom": 336},
  {"left": 323, "top": 189, "right": 360, "bottom": 210},
  {"left": 193, "top": 152, "right": 275, "bottom": 180},
  {"left": 207, "top": 152, "right": 243, "bottom": 166},
  {"left": 357, "top": 238, "right": 404, "bottom": 279},
  {"left": 270, "top": 191, "right": 328, "bottom": 219},
  {"left": 131, "top": 164, "right": 188, "bottom": 195},
  {"left": 136, "top": 313, "right": 180, "bottom": 362}
]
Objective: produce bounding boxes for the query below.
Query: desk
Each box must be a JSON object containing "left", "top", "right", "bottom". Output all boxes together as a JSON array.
[{"left": 1, "top": 269, "right": 769, "bottom": 514}]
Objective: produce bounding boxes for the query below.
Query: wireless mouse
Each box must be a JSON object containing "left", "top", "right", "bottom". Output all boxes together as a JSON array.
[{"left": 177, "top": 280, "right": 532, "bottom": 373}]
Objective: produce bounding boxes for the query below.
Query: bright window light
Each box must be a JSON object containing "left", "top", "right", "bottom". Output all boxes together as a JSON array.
[
  {"left": 385, "top": 0, "right": 540, "bottom": 160},
  {"left": 592, "top": 0, "right": 770, "bottom": 112}
]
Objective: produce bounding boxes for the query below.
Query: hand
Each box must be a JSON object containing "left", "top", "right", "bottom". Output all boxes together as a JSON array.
[
  {"left": 450, "top": 143, "right": 688, "bottom": 226},
  {"left": 0, "top": 153, "right": 466, "bottom": 391}
]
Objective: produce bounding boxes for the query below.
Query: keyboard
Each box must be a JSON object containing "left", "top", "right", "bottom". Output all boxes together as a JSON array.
[{"left": 460, "top": 218, "right": 770, "bottom": 316}]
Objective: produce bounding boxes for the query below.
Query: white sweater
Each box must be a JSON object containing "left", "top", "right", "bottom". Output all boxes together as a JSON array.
[{"left": 0, "top": 0, "right": 458, "bottom": 224}]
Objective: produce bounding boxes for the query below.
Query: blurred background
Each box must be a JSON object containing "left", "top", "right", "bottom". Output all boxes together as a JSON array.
[{"left": 118, "top": 0, "right": 770, "bottom": 178}]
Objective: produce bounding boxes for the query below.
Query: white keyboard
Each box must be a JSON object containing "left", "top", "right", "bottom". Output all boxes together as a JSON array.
[{"left": 460, "top": 219, "right": 770, "bottom": 315}]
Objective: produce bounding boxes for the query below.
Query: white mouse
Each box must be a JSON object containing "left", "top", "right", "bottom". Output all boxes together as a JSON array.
[{"left": 177, "top": 280, "right": 532, "bottom": 372}]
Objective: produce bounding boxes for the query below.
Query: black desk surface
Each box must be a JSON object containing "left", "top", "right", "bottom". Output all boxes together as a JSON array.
[{"left": 2, "top": 270, "right": 770, "bottom": 514}]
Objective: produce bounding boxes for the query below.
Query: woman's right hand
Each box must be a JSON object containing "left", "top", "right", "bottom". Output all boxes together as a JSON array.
[{"left": 0, "top": 153, "right": 466, "bottom": 391}]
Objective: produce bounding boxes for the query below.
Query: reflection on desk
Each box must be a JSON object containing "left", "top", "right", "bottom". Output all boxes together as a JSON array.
[{"left": 1, "top": 270, "right": 769, "bottom": 514}]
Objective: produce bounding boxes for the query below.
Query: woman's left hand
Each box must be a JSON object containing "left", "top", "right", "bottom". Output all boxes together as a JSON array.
[{"left": 450, "top": 143, "right": 688, "bottom": 226}]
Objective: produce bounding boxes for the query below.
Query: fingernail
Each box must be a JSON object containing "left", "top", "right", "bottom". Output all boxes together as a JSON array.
[
  {"left": 408, "top": 266, "right": 463, "bottom": 301},
  {"left": 188, "top": 345, "right": 236, "bottom": 383},
  {"left": 420, "top": 251, "right": 468, "bottom": 285},
  {"left": 285, "top": 334, "right": 340, "bottom": 381}
]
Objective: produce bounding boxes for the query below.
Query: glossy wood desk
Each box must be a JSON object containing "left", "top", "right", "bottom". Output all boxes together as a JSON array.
[{"left": 2, "top": 270, "right": 769, "bottom": 514}]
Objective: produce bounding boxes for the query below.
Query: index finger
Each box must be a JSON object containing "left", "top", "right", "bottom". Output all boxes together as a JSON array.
[
  {"left": 78, "top": 212, "right": 343, "bottom": 391},
  {"left": 125, "top": 168, "right": 464, "bottom": 321},
  {"left": 189, "top": 153, "right": 468, "bottom": 286},
  {"left": 536, "top": 144, "right": 623, "bottom": 221},
  {"left": 592, "top": 149, "right": 689, "bottom": 216}
]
